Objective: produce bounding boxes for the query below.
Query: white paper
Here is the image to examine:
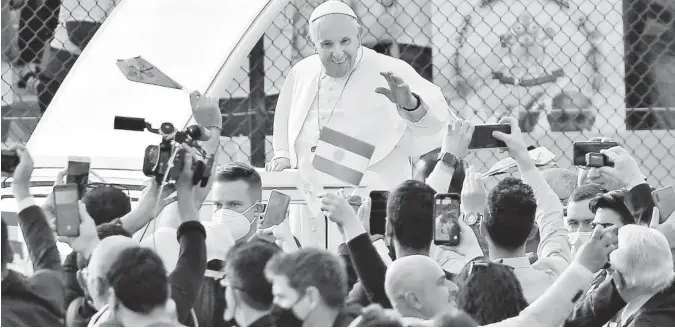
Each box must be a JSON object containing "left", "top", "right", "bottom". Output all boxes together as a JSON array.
[
  {"left": 296, "top": 157, "right": 327, "bottom": 220},
  {"left": 483, "top": 147, "right": 557, "bottom": 178}
]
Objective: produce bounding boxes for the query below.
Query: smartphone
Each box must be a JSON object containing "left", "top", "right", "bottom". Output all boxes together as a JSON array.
[
  {"left": 652, "top": 186, "right": 675, "bottom": 224},
  {"left": 53, "top": 184, "right": 81, "bottom": 237},
  {"left": 1, "top": 149, "right": 20, "bottom": 174},
  {"left": 67, "top": 156, "right": 91, "bottom": 199},
  {"left": 369, "top": 190, "right": 388, "bottom": 236},
  {"left": 468, "top": 124, "right": 511, "bottom": 149},
  {"left": 434, "top": 193, "right": 461, "bottom": 246},
  {"left": 261, "top": 190, "right": 291, "bottom": 229},
  {"left": 572, "top": 141, "right": 619, "bottom": 167}
]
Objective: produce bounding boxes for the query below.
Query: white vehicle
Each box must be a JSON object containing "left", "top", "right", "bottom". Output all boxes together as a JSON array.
[{"left": 1, "top": 0, "right": 361, "bottom": 274}]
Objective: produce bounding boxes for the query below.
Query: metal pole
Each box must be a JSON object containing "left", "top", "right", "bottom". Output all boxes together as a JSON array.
[{"left": 248, "top": 37, "right": 266, "bottom": 167}]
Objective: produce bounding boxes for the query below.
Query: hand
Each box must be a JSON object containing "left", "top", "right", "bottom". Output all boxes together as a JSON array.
[
  {"left": 492, "top": 116, "right": 529, "bottom": 162},
  {"left": 189, "top": 90, "right": 222, "bottom": 129},
  {"left": 136, "top": 178, "right": 161, "bottom": 217},
  {"left": 255, "top": 218, "right": 296, "bottom": 251},
  {"left": 57, "top": 203, "right": 99, "bottom": 259},
  {"left": 357, "top": 197, "right": 372, "bottom": 235},
  {"left": 43, "top": 169, "right": 67, "bottom": 216},
  {"left": 176, "top": 147, "right": 196, "bottom": 190},
  {"left": 441, "top": 120, "right": 474, "bottom": 159},
  {"left": 10, "top": 145, "right": 33, "bottom": 198},
  {"left": 375, "top": 72, "right": 417, "bottom": 109},
  {"left": 598, "top": 146, "right": 646, "bottom": 189},
  {"left": 320, "top": 192, "right": 359, "bottom": 228},
  {"left": 650, "top": 207, "right": 675, "bottom": 250},
  {"left": 266, "top": 157, "right": 291, "bottom": 172},
  {"left": 437, "top": 212, "right": 482, "bottom": 257},
  {"left": 574, "top": 225, "right": 619, "bottom": 273},
  {"left": 461, "top": 166, "right": 487, "bottom": 214}
]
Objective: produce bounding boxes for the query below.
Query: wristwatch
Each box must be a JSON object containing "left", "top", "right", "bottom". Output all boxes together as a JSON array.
[
  {"left": 463, "top": 212, "right": 483, "bottom": 225},
  {"left": 438, "top": 152, "right": 458, "bottom": 168}
]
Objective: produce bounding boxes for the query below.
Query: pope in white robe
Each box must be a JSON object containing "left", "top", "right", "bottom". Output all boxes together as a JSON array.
[{"left": 267, "top": 0, "right": 456, "bottom": 191}]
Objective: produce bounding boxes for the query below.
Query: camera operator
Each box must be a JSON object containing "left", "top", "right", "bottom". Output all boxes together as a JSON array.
[{"left": 1, "top": 145, "right": 66, "bottom": 326}]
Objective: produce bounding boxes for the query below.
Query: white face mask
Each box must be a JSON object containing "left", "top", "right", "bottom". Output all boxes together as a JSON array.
[
  {"left": 568, "top": 231, "right": 593, "bottom": 255},
  {"left": 213, "top": 203, "right": 258, "bottom": 242}
]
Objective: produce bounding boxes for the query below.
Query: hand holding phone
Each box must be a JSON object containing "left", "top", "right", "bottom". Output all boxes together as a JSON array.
[
  {"left": 434, "top": 193, "right": 461, "bottom": 246},
  {"left": 261, "top": 190, "right": 291, "bottom": 229},
  {"left": 67, "top": 156, "right": 91, "bottom": 199},
  {"left": 53, "top": 184, "right": 81, "bottom": 237},
  {"left": 468, "top": 124, "right": 511, "bottom": 149},
  {"left": 572, "top": 141, "right": 619, "bottom": 167}
]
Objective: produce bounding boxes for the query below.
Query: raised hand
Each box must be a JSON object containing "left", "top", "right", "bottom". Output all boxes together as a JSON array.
[
  {"left": 574, "top": 225, "right": 618, "bottom": 273},
  {"left": 461, "top": 166, "right": 487, "bottom": 215},
  {"left": 375, "top": 72, "right": 417, "bottom": 109},
  {"left": 650, "top": 207, "right": 675, "bottom": 249},
  {"left": 266, "top": 157, "right": 291, "bottom": 172},
  {"left": 598, "top": 146, "right": 646, "bottom": 189},
  {"left": 442, "top": 120, "right": 475, "bottom": 160},
  {"left": 189, "top": 90, "right": 222, "bottom": 129}
]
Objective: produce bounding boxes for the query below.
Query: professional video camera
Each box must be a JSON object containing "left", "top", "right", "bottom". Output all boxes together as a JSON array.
[{"left": 113, "top": 116, "right": 214, "bottom": 187}]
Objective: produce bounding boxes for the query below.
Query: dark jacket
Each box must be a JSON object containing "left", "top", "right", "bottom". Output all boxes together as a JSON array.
[
  {"left": 96, "top": 221, "right": 207, "bottom": 327},
  {"left": 622, "top": 281, "right": 675, "bottom": 326},
  {"left": 1, "top": 204, "right": 66, "bottom": 326},
  {"left": 64, "top": 251, "right": 84, "bottom": 307}
]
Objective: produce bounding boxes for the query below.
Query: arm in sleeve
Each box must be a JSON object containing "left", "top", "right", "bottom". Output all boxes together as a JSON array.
[
  {"left": 17, "top": 198, "right": 63, "bottom": 273},
  {"left": 624, "top": 183, "right": 655, "bottom": 225},
  {"left": 63, "top": 252, "right": 85, "bottom": 306},
  {"left": 489, "top": 262, "right": 595, "bottom": 327},
  {"left": 272, "top": 66, "right": 295, "bottom": 160},
  {"left": 346, "top": 233, "right": 392, "bottom": 308},
  {"left": 425, "top": 161, "right": 456, "bottom": 195},
  {"left": 521, "top": 167, "right": 571, "bottom": 274},
  {"left": 564, "top": 277, "right": 627, "bottom": 327},
  {"left": 170, "top": 221, "right": 207, "bottom": 325}
]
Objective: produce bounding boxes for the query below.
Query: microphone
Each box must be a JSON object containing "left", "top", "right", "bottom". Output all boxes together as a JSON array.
[{"left": 114, "top": 116, "right": 147, "bottom": 132}]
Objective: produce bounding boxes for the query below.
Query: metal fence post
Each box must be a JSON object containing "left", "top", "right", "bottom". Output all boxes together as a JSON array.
[{"left": 248, "top": 37, "right": 266, "bottom": 167}]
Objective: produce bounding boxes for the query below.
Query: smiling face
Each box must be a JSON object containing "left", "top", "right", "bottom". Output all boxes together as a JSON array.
[{"left": 307, "top": 14, "right": 362, "bottom": 78}]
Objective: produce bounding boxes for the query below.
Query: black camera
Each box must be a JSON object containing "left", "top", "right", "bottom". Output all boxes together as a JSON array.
[
  {"left": 114, "top": 116, "right": 214, "bottom": 187},
  {"left": 585, "top": 153, "right": 609, "bottom": 168}
]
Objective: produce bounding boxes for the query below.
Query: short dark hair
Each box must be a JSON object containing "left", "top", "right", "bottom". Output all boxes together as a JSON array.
[
  {"left": 77, "top": 223, "right": 132, "bottom": 269},
  {"left": 216, "top": 162, "right": 263, "bottom": 197},
  {"left": 225, "top": 240, "right": 281, "bottom": 311},
  {"left": 588, "top": 190, "right": 635, "bottom": 225},
  {"left": 387, "top": 180, "right": 436, "bottom": 250},
  {"left": 82, "top": 187, "right": 131, "bottom": 226},
  {"left": 106, "top": 247, "right": 168, "bottom": 314},
  {"left": 569, "top": 184, "right": 608, "bottom": 203},
  {"left": 455, "top": 259, "right": 528, "bottom": 325},
  {"left": 1, "top": 219, "right": 13, "bottom": 268},
  {"left": 485, "top": 178, "right": 537, "bottom": 250},
  {"left": 265, "top": 248, "right": 347, "bottom": 308}
]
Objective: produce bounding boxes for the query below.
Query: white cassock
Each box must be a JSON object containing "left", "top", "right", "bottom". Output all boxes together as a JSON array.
[{"left": 273, "top": 47, "right": 454, "bottom": 192}]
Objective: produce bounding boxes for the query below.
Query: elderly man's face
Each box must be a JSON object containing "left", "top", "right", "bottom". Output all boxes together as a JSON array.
[
  {"left": 577, "top": 167, "right": 624, "bottom": 192},
  {"left": 309, "top": 14, "right": 361, "bottom": 78}
]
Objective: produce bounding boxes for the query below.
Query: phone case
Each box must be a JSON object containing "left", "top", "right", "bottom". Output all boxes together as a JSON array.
[
  {"left": 468, "top": 124, "right": 510, "bottom": 149},
  {"left": 53, "top": 185, "right": 81, "bottom": 237},
  {"left": 262, "top": 191, "right": 291, "bottom": 229},
  {"left": 572, "top": 141, "right": 619, "bottom": 166},
  {"left": 433, "top": 193, "right": 461, "bottom": 246}
]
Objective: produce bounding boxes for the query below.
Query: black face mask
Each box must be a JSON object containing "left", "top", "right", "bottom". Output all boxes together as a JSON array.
[{"left": 269, "top": 303, "right": 304, "bottom": 327}]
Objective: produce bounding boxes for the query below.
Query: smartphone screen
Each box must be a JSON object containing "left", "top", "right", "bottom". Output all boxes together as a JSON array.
[
  {"left": 67, "top": 157, "right": 91, "bottom": 198},
  {"left": 434, "top": 194, "right": 461, "bottom": 245},
  {"left": 262, "top": 190, "right": 291, "bottom": 229},
  {"left": 468, "top": 124, "right": 510, "bottom": 149},
  {"left": 572, "top": 141, "right": 619, "bottom": 166},
  {"left": 54, "top": 184, "right": 81, "bottom": 237},
  {"left": 652, "top": 186, "right": 675, "bottom": 224},
  {"left": 369, "top": 191, "right": 388, "bottom": 236}
]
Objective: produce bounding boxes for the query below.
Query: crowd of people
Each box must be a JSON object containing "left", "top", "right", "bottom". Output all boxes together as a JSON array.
[{"left": 3, "top": 0, "right": 675, "bottom": 327}]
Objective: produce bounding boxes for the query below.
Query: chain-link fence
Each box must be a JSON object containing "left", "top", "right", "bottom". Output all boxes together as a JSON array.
[{"left": 2, "top": 0, "right": 675, "bottom": 186}]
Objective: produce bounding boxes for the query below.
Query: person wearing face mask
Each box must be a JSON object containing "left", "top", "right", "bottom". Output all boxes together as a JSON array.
[
  {"left": 264, "top": 248, "right": 360, "bottom": 327},
  {"left": 565, "top": 184, "right": 608, "bottom": 256},
  {"left": 267, "top": 0, "right": 454, "bottom": 193}
]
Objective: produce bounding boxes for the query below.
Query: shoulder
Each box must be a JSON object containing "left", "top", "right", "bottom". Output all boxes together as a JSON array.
[{"left": 292, "top": 55, "right": 321, "bottom": 74}]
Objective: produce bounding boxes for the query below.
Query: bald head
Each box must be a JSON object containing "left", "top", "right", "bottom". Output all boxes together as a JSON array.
[
  {"left": 89, "top": 235, "right": 138, "bottom": 278},
  {"left": 386, "top": 256, "right": 443, "bottom": 297}
]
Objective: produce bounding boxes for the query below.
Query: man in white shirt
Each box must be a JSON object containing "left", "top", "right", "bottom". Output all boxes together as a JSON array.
[{"left": 268, "top": 0, "right": 453, "bottom": 191}]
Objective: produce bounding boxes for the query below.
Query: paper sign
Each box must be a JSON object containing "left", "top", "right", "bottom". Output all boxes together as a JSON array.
[
  {"left": 483, "top": 147, "right": 557, "bottom": 178},
  {"left": 116, "top": 56, "right": 184, "bottom": 90}
]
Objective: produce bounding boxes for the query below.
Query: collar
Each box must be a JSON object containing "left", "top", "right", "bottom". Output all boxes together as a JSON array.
[
  {"left": 621, "top": 292, "right": 657, "bottom": 325},
  {"left": 492, "top": 256, "right": 531, "bottom": 269}
]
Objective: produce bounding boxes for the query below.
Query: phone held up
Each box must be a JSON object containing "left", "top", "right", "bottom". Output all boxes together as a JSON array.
[
  {"left": 262, "top": 190, "right": 292, "bottom": 229},
  {"left": 53, "top": 184, "right": 81, "bottom": 237},
  {"left": 67, "top": 156, "right": 91, "bottom": 199},
  {"left": 1, "top": 149, "right": 20, "bottom": 175},
  {"left": 369, "top": 190, "right": 389, "bottom": 236},
  {"left": 652, "top": 186, "right": 675, "bottom": 224},
  {"left": 434, "top": 193, "right": 461, "bottom": 246},
  {"left": 468, "top": 124, "right": 511, "bottom": 149},
  {"left": 572, "top": 141, "right": 619, "bottom": 168}
]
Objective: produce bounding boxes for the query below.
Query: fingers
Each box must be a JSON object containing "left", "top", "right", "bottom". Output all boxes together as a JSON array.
[
  {"left": 599, "top": 148, "right": 621, "bottom": 162},
  {"left": 590, "top": 224, "right": 605, "bottom": 241},
  {"left": 498, "top": 116, "right": 518, "bottom": 128},
  {"left": 374, "top": 87, "right": 391, "bottom": 98},
  {"left": 182, "top": 150, "right": 193, "bottom": 175},
  {"left": 492, "top": 131, "right": 510, "bottom": 142},
  {"left": 651, "top": 207, "right": 661, "bottom": 228},
  {"left": 55, "top": 169, "right": 67, "bottom": 185}
]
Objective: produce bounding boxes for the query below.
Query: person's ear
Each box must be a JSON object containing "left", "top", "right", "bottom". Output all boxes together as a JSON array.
[
  {"left": 305, "top": 286, "right": 321, "bottom": 309},
  {"left": 405, "top": 291, "right": 422, "bottom": 310},
  {"left": 305, "top": 34, "right": 316, "bottom": 50},
  {"left": 357, "top": 25, "right": 364, "bottom": 42}
]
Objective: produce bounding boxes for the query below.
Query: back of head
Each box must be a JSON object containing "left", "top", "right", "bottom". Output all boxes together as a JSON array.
[
  {"left": 385, "top": 255, "right": 438, "bottom": 296},
  {"left": 569, "top": 183, "right": 608, "bottom": 203},
  {"left": 89, "top": 235, "right": 138, "bottom": 277},
  {"left": 588, "top": 190, "right": 635, "bottom": 225},
  {"left": 610, "top": 225, "right": 675, "bottom": 294},
  {"left": 485, "top": 177, "right": 537, "bottom": 250},
  {"left": 106, "top": 246, "right": 169, "bottom": 314},
  {"left": 82, "top": 186, "right": 131, "bottom": 225},
  {"left": 541, "top": 168, "right": 577, "bottom": 204},
  {"left": 387, "top": 180, "right": 436, "bottom": 250},
  {"left": 455, "top": 260, "right": 528, "bottom": 325},
  {"left": 77, "top": 223, "right": 132, "bottom": 269},
  {"left": 215, "top": 162, "right": 263, "bottom": 198},
  {"left": 225, "top": 240, "right": 282, "bottom": 310},
  {"left": 265, "top": 248, "right": 347, "bottom": 309}
]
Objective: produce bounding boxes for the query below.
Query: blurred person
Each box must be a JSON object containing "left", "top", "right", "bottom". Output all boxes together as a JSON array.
[
  {"left": 104, "top": 247, "right": 179, "bottom": 326},
  {"left": 541, "top": 167, "right": 577, "bottom": 206},
  {"left": 38, "top": 0, "right": 120, "bottom": 112},
  {"left": 454, "top": 258, "right": 528, "bottom": 325},
  {"left": 576, "top": 137, "right": 627, "bottom": 192},
  {"left": 384, "top": 255, "right": 457, "bottom": 320},
  {"left": 265, "top": 248, "right": 359, "bottom": 327},
  {"left": 565, "top": 184, "right": 608, "bottom": 255},
  {"left": 221, "top": 240, "right": 282, "bottom": 327},
  {"left": 14, "top": 0, "right": 61, "bottom": 92},
  {"left": 429, "top": 309, "right": 479, "bottom": 327},
  {"left": 608, "top": 225, "right": 675, "bottom": 325},
  {"left": 1, "top": 145, "right": 65, "bottom": 326},
  {"left": 589, "top": 190, "right": 636, "bottom": 230},
  {"left": 479, "top": 117, "right": 571, "bottom": 302},
  {"left": 355, "top": 303, "right": 404, "bottom": 327},
  {"left": 268, "top": 0, "right": 453, "bottom": 191}
]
